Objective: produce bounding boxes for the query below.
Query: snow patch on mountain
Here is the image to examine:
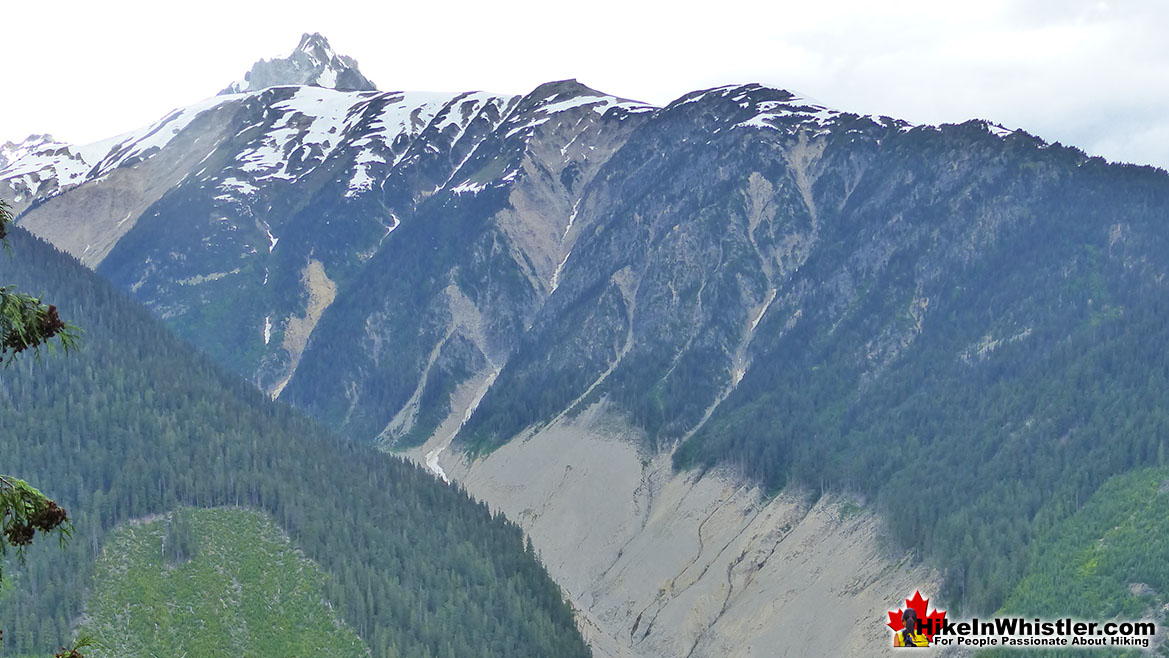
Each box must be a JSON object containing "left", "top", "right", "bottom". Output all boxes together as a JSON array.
[
  {"left": 430, "top": 91, "right": 506, "bottom": 136},
  {"left": 729, "top": 89, "right": 848, "bottom": 134},
  {"left": 4, "top": 76, "right": 647, "bottom": 216},
  {"left": 670, "top": 84, "right": 740, "bottom": 108},
  {"left": 346, "top": 149, "right": 386, "bottom": 197},
  {"left": 750, "top": 288, "right": 777, "bottom": 331},
  {"left": 236, "top": 86, "right": 369, "bottom": 181},
  {"left": 215, "top": 177, "right": 258, "bottom": 200},
  {"left": 663, "top": 84, "right": 919, "bottom": 138},
  {"left": 980, "top": 120, "right": 1017, "bottom": 137},
  {"left": 450, "top": 180, "right": 487, "bottom": 195},
  {"left": 491, "top": 81, "right": 655, "bottom": 145},
  {"left": 549, "top": 201, "right": 582, "bottom": 294},
  {"left": 344, "top": 90, "right": 490, "bottom": 196},
  {"left": 430, "top": 93, "right": 521, "bottom": 187},
  {"left": 0, "top": 135, "right": 92, "bottom": 201},
  {"left": 1, "top": 135, "right": 64, "bottom": 172},
  {"left": 425, "top": 446, "right": 450, "bottom": 484},
  {"left": 505, "top": 117, "right": 551, "bottom": 139},
  {"left": 537, "top": 93, "right": 655, "bottom": 117},
  {"left": 366, "top": 92, "right": 458, "bottom": 148}
]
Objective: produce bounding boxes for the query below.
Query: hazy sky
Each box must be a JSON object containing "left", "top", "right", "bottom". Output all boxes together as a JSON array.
[{"left": 5, "top": 0, "right": 1167, "bottom": 169}]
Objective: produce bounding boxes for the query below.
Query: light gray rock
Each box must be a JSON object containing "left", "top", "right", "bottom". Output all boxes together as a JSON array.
[
  {"left": 435, "top": 403, "right": 943, "bottom": 658},
  {"left": 220, "top": 32, "right": 376, "bottom": 95}
]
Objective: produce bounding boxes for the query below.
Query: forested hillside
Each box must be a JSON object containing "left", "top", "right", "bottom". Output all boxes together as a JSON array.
[
  {"left": 669, "top": 144, "right": 1169, "bottom": 613},
  {"left": 0, "top": 226, "right": 589, "bottom": 658},
  {"left": 983, "top": 468, "right": 1169, "bottom": 657},
  {"left": 1004, "top": 468, "right": 1169, "bottom": 623}
]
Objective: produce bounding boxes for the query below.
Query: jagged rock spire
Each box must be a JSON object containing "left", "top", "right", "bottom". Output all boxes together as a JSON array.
[{"left": 220, "top": 32, "right": 377, "bottom": 95}]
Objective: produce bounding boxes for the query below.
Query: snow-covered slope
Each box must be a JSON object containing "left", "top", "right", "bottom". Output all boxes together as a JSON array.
[
  {"left": 0, "top": 134, "right": 93, "bottom": 213},
  {"left": 0, "top": 95, "right": 243, "bottom": 216},
  {"left": 5, "top": 62, "right": 661, "bottom": 410}
]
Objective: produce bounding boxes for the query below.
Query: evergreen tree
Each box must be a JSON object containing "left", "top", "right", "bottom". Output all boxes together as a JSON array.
[
  {"left": 0, "top": 199, "right": 77, "bottom": 365},
  {"left": 0, "top": 222, "right": 589, "bottom": 657},
  {"left": 0, "top": 198, "right": 85, "bottom": 654}
]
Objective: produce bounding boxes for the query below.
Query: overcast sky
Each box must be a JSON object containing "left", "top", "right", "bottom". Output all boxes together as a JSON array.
[{"left": 5, "top": 0, "right": 1167, "bottom": 169}]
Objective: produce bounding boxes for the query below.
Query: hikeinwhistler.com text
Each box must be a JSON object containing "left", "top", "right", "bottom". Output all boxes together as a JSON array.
[{"left": 919, "top": 617, "right": 1157, "bottom": 648}]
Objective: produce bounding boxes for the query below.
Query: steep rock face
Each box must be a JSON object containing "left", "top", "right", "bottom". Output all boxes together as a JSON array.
[
  {"left": 94, "top": 85, "right": 521, "bottom": 391},
  {"left": 277, "top": 80, "right": 654, "bottom": 443},
  {"left": 220, "top": 32, "right": 377, "bottom": 94},
  {"left": 15, "top": 98, "right": 245, "bottom": 267},
  {"left": 0, "top": 94, "right": 241, "bottom": 220},
  {"left": 462, "top": 85, "right": 878, "bottom": 449}
]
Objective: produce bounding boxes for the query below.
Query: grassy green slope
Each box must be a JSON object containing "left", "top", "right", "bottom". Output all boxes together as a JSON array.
[
  {"left": 981, "top": 468, "right": 1169, "bottom": 657},
  {"left": 82, "top": 507, "right": 369, "bottom": 658}
]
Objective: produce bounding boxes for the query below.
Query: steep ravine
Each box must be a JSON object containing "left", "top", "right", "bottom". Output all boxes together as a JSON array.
[{"left": 431, "top": 404, "right": 943, "bottom": 658}]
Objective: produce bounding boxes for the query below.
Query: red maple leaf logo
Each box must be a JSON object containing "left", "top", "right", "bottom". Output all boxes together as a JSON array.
[{"left": 887, "top": 590, "right": 947, "bottom": 641}]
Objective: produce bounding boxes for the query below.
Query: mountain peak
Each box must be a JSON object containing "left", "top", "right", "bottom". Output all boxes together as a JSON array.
[
  {"left": 295, "top": 31, "right": 332, "bottom": 55},
  {"left": 529, "top": 79, "right": 602, "bottom": 99},
  {"left": 1, "top": 134, "right": 61, "bottom": 171},
  {"left": 220, "top": 32, "right": 377, "bottom": 96}
]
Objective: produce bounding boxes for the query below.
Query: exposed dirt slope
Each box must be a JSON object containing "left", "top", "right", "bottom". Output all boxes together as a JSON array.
[{"left": 439, "top": 404, "right": 943, "bottom": 658}]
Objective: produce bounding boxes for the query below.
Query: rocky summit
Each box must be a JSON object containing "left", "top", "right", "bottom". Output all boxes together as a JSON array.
[{"left": 220, "top": 32, "right": 377, "bottom": 95}]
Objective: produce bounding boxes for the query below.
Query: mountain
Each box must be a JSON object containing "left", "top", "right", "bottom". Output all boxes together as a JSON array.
[
  {"left": 0, "top": 132, "right": 130, "bottom": 216},
  {"left": 2, "top": 72, "right": 651, "bottom": 418},
  {"left": 221, "top": 32, "right": 377, "bottom": 94},
  {"left": 0, "top": 226, "right": 589, "bottom": 658},
  {"left": 7, "top": 34, "right": 1169, "bottom": 656}
]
